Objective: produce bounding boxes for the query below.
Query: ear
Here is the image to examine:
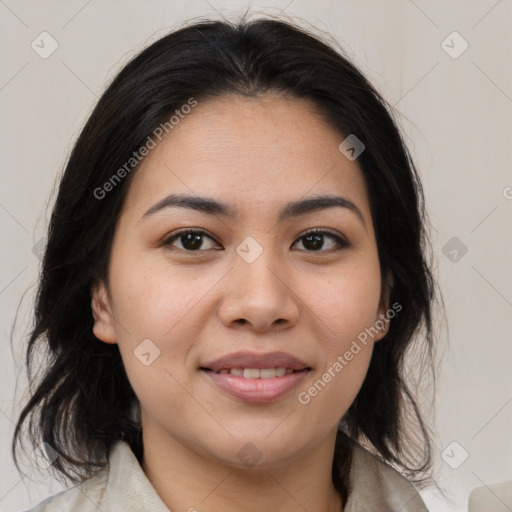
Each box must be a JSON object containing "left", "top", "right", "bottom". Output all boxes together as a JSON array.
[
  {"left": 91, "top": 280, "right": 117, "bottom": 344},
  {"left": 373, "top": 271, "right": 394, "bottom": 342}
]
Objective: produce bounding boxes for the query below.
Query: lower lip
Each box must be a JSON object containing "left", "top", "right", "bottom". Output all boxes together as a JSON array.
[{"left": 202, "top": 370, "right": 310, "bottom": 403}]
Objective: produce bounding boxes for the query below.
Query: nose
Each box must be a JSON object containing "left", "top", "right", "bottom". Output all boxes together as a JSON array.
[{"left": 218, "top": 248, "right": 300, "bottom": 333}]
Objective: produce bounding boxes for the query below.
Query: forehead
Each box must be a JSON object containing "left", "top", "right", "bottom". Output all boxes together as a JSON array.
[{"left": 122, "top": 94, "right": 371, "bottom": 221}]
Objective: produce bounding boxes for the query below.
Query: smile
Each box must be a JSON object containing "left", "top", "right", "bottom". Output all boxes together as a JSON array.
[
  {"left": 201, "top": 367, "right": 311, "bottom": 403},
  {"left": 209, "top": 367, "right": 300, "bottom": 378}
]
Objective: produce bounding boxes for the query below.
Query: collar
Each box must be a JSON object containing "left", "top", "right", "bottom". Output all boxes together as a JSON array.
[
  {"left": 344, "top": 443, "right": 429, "bottom": 511},
  {"left": 73, "top": 440, "right": 428, "bottom": 511}
]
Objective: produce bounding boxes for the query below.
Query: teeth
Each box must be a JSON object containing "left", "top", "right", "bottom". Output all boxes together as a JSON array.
[
  {"left": 243, "top": 368, "right": 260, "bottom": 379},
  {"left": 260, "top": 368, "right": 277, "bottom": 379},
  {"left": 216, "top": 367, "right": 299, "bottom": 378}
]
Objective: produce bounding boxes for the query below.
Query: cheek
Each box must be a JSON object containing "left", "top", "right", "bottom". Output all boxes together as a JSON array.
[
  {"left": 107, "top": 253, "right": 219, "bottom": 400},
  {"left": 296, "top": 348, "right": 372, "bottom": 435},
  {"left": 105, "top": 258, "right": 188, "bottom": 384},
  {"left": 110, "top": 272, "right": 198, "bottom": 423},
  {"left": 108, "top": 252, "right": 204, "bottom": 341},
  {"left": 303, "top": 258, "right": 382, "bottom": 342},
  {"left": 293, "top": 259, "right": 381, "bottom": 414}
]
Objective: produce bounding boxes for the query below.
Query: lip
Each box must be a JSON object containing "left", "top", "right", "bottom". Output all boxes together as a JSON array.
[
  {"left": 200, "top": 351, "right": 312, "bottom": 403},
  {"left": 200, "top": 351, "right": 311, "bottom": 373},
  {"left": 202, "top": 369, "right": 310, "bottom": 403}
]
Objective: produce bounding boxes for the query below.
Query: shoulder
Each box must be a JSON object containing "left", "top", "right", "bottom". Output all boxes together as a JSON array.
[
  {"left": 468, "top": 480, "right": 512, "bottom": 511},
  {"left": 18, "top": 440, "right": 170, "bottom": 512},
  {"left": 18, "top": 469, "right": 109, "bottom": 512},
  {"left": 346, "top": 443, "right": 429, "bottom": 512}
]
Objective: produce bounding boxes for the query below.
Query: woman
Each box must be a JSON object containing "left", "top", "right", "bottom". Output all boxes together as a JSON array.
[{"left": 13, "top": 15, "right": 439, "bottom": 511}]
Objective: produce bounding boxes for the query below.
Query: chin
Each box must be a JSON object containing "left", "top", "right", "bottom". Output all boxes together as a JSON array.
[{"left": 201, "top": 431, "right": 314, "bottom": 471}]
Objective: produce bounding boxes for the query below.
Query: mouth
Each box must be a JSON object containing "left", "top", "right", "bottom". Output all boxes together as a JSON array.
[
  {"left": 199, "top": 351, "right": 312, "bottom": 403},
  {"left": 200, "top": 367, "right": 310, "bottom": 378}
]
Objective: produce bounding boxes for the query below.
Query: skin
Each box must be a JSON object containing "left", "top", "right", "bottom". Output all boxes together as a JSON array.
[{"left": 92, "top": 94, "right": 391, "bottom": 512}]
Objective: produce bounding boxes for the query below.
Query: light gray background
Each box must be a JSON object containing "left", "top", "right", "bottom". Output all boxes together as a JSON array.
[{"left": 1, "top": 1, "right": 511, "bottom": 511}]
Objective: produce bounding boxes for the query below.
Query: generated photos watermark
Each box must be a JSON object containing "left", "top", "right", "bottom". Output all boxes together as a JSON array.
[
  {"left": 298, "top": 301, "right": 402, "bottom": 404},
  {"left": 94, "top": 98, "right": 198, "bottom": 200}
]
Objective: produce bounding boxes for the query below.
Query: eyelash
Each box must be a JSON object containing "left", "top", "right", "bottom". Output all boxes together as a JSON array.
[{"left": 162, "top": 228, "right": 349, "bottom": 253}]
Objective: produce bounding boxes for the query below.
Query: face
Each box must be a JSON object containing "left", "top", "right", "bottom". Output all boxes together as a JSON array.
[{"left": 92, "top": 94, "right": 391, "bottom": 469}]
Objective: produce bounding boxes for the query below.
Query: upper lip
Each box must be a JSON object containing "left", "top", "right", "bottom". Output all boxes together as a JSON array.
[{"left": 200, "top": 351, "right": 311, "bottom": 372}]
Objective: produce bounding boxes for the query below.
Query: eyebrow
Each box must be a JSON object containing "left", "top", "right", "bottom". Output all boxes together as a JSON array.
[{"left": 141, "top": 193, "right": 366, "bottom": 228}]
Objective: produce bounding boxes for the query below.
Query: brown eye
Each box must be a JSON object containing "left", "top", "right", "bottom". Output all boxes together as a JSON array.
[
  {"left": 292, "top": 229, "right": 348, "bottom": 252},
  {"left": 162, "top": 228, "right": 348, "bottom": 253},
  {"left": 163, "top": 229, "right": 220, "bottom": 252}
]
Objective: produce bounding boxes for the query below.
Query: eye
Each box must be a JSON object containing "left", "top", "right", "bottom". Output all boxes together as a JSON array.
[
  {"left": 163, "top": 229, "right": 220, "bottom": 252},
  {"left": 162, "top": 228, "right": 349, "bottom": 253},
  {"left": 292, "top": 229, "right": 349, "bottom": 252}
]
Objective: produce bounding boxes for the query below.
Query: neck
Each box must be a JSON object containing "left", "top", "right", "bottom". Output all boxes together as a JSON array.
[{"left": 140, "top": 425, "right": 344, "bottom": 512}]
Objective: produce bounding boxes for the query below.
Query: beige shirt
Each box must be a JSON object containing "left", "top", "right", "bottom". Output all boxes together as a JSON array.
[{"left": 21, "top": 440, "right": 429, "bottom": 511}]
